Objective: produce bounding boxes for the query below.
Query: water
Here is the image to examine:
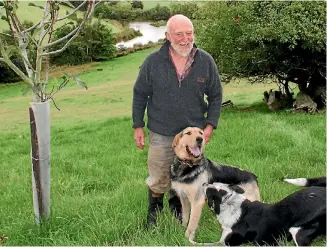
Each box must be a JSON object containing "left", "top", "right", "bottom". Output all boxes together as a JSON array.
[{"left": 115, "top": 22, "right": 166, "bottom": 49}]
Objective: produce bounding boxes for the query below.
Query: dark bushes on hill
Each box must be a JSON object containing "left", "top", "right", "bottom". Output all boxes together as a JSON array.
[{"left": 51, "top": 20, "right": 116, "bottom": 65}]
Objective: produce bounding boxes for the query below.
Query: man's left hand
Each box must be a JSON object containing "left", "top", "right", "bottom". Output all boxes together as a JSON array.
[{"left": 203, "top": 124, "right": 214, "bottom": 143}]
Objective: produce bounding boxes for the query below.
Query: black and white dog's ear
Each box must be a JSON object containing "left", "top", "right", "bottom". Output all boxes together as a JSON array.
[
  {"left": 206, "top": 187, "right": 220, "bottom": 214},
  {"left": 229, "top": 185, "right": 245, "bottom": 194},
  {"left": 206, "top": 187, "right": 216, "bottom": 209}
]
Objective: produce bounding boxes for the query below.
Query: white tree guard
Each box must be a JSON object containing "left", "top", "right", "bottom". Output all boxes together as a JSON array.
[{"left": 30, "top": 100, "right": 51, "bottom": 224}]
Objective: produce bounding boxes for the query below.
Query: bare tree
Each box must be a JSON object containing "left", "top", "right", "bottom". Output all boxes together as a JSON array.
[{"left": 0, "top": 0, "right": 99, "bottom": 224}]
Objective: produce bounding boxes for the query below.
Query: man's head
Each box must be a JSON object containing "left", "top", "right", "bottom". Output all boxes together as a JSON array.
[{"left": 166, "top": 14, "right": 194, "bottom": 57}]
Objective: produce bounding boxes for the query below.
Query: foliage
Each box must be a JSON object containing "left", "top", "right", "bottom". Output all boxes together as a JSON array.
[
  {"left": 51, "top": 20, "right": 116, "bottom": 65},
  {"left": 94, "top": 2, "right": 171, "bottom": 21},
  {"left": 196, "top": 1, "right": 326, "bottom": 106},
  {"left": 170, "top": 2, "right": 199, "bottom": 19},
  {"left": 114, "top": 27, "right": 141, "bottom": 42},
  {"left": 144, "top": 4, "right": 170, "bottom": 21},
  {"left": 0, "top": 57, "right": 25, "bottom": 83},
  {"left": 131, "top": 1, "right": 143, "bottom": 10},
  {"left": 94, "top": 2, "right": 132, "bottom": 20}
]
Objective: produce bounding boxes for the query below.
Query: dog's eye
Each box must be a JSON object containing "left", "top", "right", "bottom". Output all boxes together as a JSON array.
[
  {"left": 199, "top": 131, "right": 203, "bottom": 135},
  {"left": 186, "top": 132, "right": 192, "bottom": 135}
]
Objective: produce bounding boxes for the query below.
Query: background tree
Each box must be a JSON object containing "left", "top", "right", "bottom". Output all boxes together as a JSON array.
[
  {"left": 51, "top": 20, "right": 116, "bottom": 65},
  {"left": 170, "top": 2, "right": 198, "bottom": 19},
  {"left": 131, "top": 1, "right": 143, "bottom": 10},
  {"left": 196, "top": 1, "right": 326, "bottom": 108},
  {"left": 0, "top": 0, "right": 97, "bottom": 224}
]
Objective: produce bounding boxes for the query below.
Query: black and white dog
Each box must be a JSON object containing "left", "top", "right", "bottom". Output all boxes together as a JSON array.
[
  {"left": 204, "top": 178, "right": 326, "bottom": 246},
  {"left": 171, "top": 127, "right": 260, "bottom": 243}
]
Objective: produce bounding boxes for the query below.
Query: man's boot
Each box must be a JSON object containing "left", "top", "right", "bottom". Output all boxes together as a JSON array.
[
  {"left": 168, "top": 189, "right": 182, "bottom": 223},
  {"left": 147, "top": 188, "right": 164, "bottom": 228}
]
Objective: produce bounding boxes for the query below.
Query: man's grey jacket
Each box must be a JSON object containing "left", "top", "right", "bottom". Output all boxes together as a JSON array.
[{"left": 132, "top": 40, "right": 222, "bottom": 136}]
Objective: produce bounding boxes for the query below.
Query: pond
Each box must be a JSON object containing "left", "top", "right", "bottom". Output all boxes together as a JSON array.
[{"left": 115, "top": 21, "right": 166, "bottom": 49}]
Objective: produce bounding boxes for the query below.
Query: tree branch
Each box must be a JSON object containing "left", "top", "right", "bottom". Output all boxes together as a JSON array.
[
  {"left": 95, "top": 0, "right": 103, "bottom": 7},
  {"left": 43, "top": 24, "right": 80, "bottom": 48},
  {"left": 0, "top": 36, "right": 34, "bottom": 88},
  {"left": 41, "top": 25, "right": 83, "bottom": 56},
  {"left": 0, "top": 32, "right": 12, "bottom": 38},
  {"left": 23, "top": 12, "right": 50, "bottom": 33},
  {"left": 42, "top": 0, "right": 95, "bottom": 55},
  {"left": 56, "top": 0, "right": 87, "bottom": 21},
  {"left": 23, "top": 0, "right": 87, "bottom": 34}
]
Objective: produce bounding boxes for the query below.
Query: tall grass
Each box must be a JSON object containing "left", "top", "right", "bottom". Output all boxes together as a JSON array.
[{"left": 0, "top": 48, "right": 325, "bottom": 246}]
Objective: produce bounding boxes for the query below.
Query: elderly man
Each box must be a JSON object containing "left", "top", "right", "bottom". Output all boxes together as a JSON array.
[{"left": 132, "top": 14, "right": 222, "bottom": 228}]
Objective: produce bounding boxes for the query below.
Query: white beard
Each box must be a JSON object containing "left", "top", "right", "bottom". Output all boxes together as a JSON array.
[{"left": 171, "top": 42, "right": 194, "bottom": 57}]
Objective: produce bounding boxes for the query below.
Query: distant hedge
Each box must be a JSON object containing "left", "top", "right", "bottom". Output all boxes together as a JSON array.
[{"left": 94, "top": 2, "right": 199, "bottom": 21}]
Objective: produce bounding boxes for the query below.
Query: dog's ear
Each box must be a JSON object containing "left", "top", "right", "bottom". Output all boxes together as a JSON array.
[
  {"left": 229, "top": 185, "right": 245, "bottom": 194},
  {"left": 206, "top": 187, "right": 221, "bottom": 215},
  {"left": 172, "top": 132, "right": 182, "bottom": 148},
  {"left": 206, "top": 188, "right": 216, "bottom": 209}
]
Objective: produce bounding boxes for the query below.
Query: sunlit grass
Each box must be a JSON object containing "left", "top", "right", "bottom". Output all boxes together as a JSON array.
[
  {"left": 0, "top": 47, "right": 325, "bottom": 246},
  {"left": 0, "top": 0, "right": 118, "bottom": 32}
]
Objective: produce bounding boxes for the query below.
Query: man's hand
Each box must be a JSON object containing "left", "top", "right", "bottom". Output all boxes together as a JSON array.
[
  {"left": 134, "top": 127, "right": 145, "bottom": 150},
  {"left": 203, "top": 124, "right": 214, "bottom": 143}
]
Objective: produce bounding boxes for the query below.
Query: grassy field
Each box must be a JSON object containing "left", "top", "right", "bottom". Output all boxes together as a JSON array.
[
  {"left": 0, "top": 0, "right": 119, "bottom": 33},
  {"left": 142, "top": 0, "right": 173, "bottom": 10},
  {"left": 0, "top": 47, "right": 326, "bottom": 246}
]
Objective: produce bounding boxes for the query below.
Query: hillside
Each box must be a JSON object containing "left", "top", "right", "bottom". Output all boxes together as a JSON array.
[{"left": 0, "top": 1, "right": 119, "bottom": 33}]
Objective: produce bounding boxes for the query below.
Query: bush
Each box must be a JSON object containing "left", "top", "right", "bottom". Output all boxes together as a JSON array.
[
  {"left": 170, "top": 2, "right": 199, "bottom": 19},
  {"left": 0, "top": 58, "right": 26, "bottom": 83},
  {"left": 196, "top": 2, "right": 326, "bottom": 107},
  {"left": 143, "top": 4, "right": 171, "bottom": 21},
  {"left": 51, "top": 20, "right": 116, "bottom": 65},
  {"left": 114, "top": 27, "right": 142, "bottom": 43},
  {"left": 94, "top": 2, "right": 170, "bottom": 21},
  {"left": 131, "top": 1, "right": 143, "bottom": 10}
]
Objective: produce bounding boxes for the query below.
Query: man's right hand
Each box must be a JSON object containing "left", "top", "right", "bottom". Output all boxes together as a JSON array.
[{"left": 134, "top": 127, "right": 145, "bottom": 150}]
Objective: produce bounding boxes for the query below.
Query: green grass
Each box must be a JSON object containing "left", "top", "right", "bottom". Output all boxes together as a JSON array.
[
  {"left": 0, "top": 0, "right": 119, "bottom": 33},
  {"left": 141, "top": 0, "right": 203, "bottom": 10},
  {"left": 142, "top": 0, "right": 173, "bottom": 10},
  {"left": 0, "top": 48, "right": 326, "bottom": 246}
]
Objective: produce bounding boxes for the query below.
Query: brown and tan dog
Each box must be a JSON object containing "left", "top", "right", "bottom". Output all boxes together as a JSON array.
[{"left": 170, "top": 127, "right": 260, "bottom": 243}]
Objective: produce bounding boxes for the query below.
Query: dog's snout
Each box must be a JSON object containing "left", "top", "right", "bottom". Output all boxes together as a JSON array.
[{"left": 196, "top": 137, "right": 203, "bottom": 145}]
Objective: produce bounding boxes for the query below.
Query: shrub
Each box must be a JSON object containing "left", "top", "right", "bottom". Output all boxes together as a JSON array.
[
  {"left": 170, "top": 2, "right": 199, "bottom": 19},
  {"left": 196, "top": 2, "right": 326, "bottom": 107},
  {"left": 51, "top": 20, "right": 116, "bottom": 65},
  {"left": 131, "top": 1, "right": 143, "bottom": 10},
  {"left": 0, "top": 58, "right": 26, "bottom": 83}
]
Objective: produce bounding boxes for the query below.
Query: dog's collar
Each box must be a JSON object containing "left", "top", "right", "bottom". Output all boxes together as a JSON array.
[
  {"left": 179, "top": 159, "right": 195, "bottom": 167},
  {"left": 175, "top": 156, "right": 202, "bottom": 168}
]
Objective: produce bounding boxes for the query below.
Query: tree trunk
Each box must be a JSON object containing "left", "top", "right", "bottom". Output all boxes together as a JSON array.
[{"left": 29, "top": 100, "right": 51, "bottom": 224}]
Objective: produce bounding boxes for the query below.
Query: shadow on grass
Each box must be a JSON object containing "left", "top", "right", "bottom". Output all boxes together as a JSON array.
[{"left": 223, "top": 101, "right": 290, "bottom": 114}]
